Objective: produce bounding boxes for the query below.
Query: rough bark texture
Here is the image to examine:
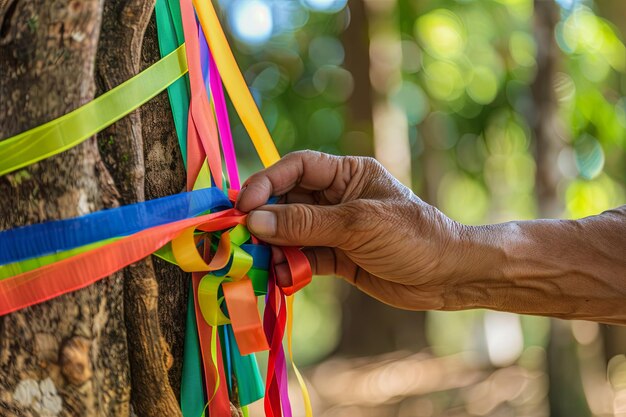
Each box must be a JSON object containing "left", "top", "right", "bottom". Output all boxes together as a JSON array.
[
  {"left": 1, "top": 1, "right": 243, "bottom": 415},
  {"left": 140, "top": 14, "right": 188, "bottom": 399},
  {"left": 94, "top": 1, "right": 182, "bottom": 416},
  {"left": 0, "top": 1, "right": 131, "bottom": 416}
]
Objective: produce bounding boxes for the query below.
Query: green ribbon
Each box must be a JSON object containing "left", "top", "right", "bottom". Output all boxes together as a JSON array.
[
  {"left": 155, "top": 0, "right": 190, "bottom": 166},
  {"left": 225, "top": 325, "right": 265, "bottom": 406},
  {"left": 0, "top": 238, "right": 118, "bottom": 280},
  {"left": 0, "top": 45, "right": 188, "bottom": 177},
  {"left": 181, "top": 283, "right": 207, "bottom": 417}
]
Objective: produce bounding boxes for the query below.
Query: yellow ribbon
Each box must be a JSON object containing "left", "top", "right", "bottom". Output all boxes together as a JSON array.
[
  {"left": 198, "top": 274, "right": 230, "bottom": 326},
  {"left": 287, "top": 295, "right": 313, "bottom": 417},
  {"left": 193, "top": 0, "right": 280, "bottom": 167}
]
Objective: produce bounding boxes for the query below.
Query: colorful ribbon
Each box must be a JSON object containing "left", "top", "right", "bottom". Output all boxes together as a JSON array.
[
  {"left": 193, "top": 0, "right": 281, "bottom": 167},
  {"left": 180, "top": 0, "right": 223, "bottom": 189},
  {"left": 0, "top": 188, "right": 228, "bottom": 265},
  {"left": 0, "top": 209, "right": 245, "bottom": 316},
  {"left": 208, "top": 43, "right": 241, "bottom": 189},
  {"left": 155, "top": 0, "right": 189, "bottom": 165},
  {"left": 0, "top": 1, "right": 315, "bottom": 416}
]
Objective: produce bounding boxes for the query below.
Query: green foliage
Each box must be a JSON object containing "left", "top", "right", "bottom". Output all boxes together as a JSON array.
[{"left": 223, "top": 0, "right": 626, "bottom": 384}]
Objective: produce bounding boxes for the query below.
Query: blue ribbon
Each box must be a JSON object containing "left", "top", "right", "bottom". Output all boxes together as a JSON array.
[{"left": 0, "top": 187, "right": 230, "bottom": 265}]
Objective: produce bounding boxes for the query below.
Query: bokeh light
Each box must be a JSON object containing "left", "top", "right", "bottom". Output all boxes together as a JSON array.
[
  {"left": 230, "top": 0, "right": 273, "bottom": 45},
  {"left": 228, "top": 1, "right": 626, "bottom": 414},
  {"left": 416, "top": 9, "right": 466, "bottom": 59},
  {"left": 301, "top": 0, "right": 347, "bottom": 13}
]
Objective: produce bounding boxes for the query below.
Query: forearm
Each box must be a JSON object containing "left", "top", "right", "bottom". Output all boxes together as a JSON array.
[{"left": 447, "top": 206, "right": 626, "bottom": 324}]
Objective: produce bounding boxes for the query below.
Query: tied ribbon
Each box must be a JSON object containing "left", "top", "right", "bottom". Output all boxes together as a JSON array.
[
  {"left": 192, "top": 271, "right": 231, "bottom": 416},
  {"left": 207, "top": 42, "right": 240, "bottom": 190},
  {"left": 263, "top": 249, "right": 313, "bottom": 417},
  {"left": 174, "top": 223, "right": 268, "bottom": 356},
  {"left": 0, "top": 188, "right": 229, "bottom": 265},
  {"left": 155, "top": 0, "right": 189, "bottom": 165},
  {"left": 179, "top": 0, "right": 223, "bottom": 189},
  {"left": 263, "top": 264, "right": 291, "bottom": 417},
  {"left": 279, "top": 247, "right": 313, "bottom": 296},
  {"left": 223, "top": 279, "right": 270, "bottom": 355},
  {"left": 0, "top": 0, "right": 316, "bottom": 415},
  {"left": 0, "top": 209, "right": 246, "bottom": 316}
]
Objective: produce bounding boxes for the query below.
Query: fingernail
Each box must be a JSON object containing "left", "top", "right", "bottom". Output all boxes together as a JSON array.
[{"left": 247, "top": 210, "right": 277, "bottom": 237}]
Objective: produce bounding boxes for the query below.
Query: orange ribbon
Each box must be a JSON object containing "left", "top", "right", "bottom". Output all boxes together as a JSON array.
[
  {"left": 0, "top": 209, "right": 245, "bottom": 316},
  {"left": 223, "top": 279, "right": 270, "bottom": 355},
  {"left": 279, "top": 247, "right": 313, "bottom": 296},
  {"left": 179, "top": 0, "right": 223, "bottom": 190}
]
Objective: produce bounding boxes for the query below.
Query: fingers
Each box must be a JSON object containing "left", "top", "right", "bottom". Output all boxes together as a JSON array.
[
  {"left": 236, "top": 151, "right": 349, "bottom": 212},
  {"left": 246, "top": 202, "right": 358, "bottom": 248},
  {"left": 272, "top": 245, "right": 442, "bottom": 311},
  {"left": 272, "top": 246, "right": 355, "bottom": 287}
]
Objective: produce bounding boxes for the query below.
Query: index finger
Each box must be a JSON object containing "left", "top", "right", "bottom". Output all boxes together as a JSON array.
[{"left": 236, "top": 150, "right": 345, "bottom": 212}]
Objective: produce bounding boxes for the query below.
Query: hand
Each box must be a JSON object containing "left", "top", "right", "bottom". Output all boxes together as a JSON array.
[{"left": 236, "top": 150, "right": 474, "bottom": 311}]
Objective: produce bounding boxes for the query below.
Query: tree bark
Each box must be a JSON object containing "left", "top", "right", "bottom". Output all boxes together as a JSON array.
[
  {"left": 340, "top": 0, "right": 374, "bottom": 157},
  {"left": 1, "top": 1, "right": 243, "bottom": 416},
  {"left": 0, "top": 1, "right": 131, "bottom": 416},
  {"left": 95, "top": 1, "right": 181, "bottom": 416},
  {"left": 531, "top": 0, "right": 565, "bottom": 219},
  {"left": 140, "top": 14, "right": 188, "bottom": 399}
]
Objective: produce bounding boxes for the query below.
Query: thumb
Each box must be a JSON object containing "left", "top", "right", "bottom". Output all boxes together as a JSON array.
[{"left": 246, "top": 203, "right": 352, "bottom": 247}]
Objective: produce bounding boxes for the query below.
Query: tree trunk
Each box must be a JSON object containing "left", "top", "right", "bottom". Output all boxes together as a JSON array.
[
  {"left": 95, "top": 1, "right": 181, "bottom": 415},
  {"left": 140, "top": 13, "right": 189, "bottom": 400},
  {"left": 530, "top": 2, "right": 591, "bottom": 416},
  {"left": 0, "top": 1, "right": 238, "bottom": 416},
  {"left": 340, "top": 0, "right": 374, "bottom": 157},
  {"left": 588, "top": 0, "right": 626, "bottom": 379},
  {"left": 0, "top": 1, "right": 131, "bottom": 416},
  {"left": 531, "top": 0, "right": 565, "bottom": 219},
  {"left": 335, "top": 0, "right": 427, "bottom": 357}
]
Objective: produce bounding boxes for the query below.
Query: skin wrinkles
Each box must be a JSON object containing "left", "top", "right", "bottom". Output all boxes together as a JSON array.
[{"left": 239, "top": 150, "right": 626, "bottom": 324}]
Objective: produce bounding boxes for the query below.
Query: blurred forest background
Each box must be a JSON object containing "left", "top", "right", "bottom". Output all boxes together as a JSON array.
[{"left": 220, "top": 0, "right": 626, "bottom": 416}]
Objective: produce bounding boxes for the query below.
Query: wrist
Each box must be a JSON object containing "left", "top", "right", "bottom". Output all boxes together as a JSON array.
[{"left": 442, "top": 222, "right": 516, "bottom": 311}]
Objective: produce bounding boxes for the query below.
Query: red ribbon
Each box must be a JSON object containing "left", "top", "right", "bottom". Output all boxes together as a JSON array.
[
  {"left": 263, "top": 265, "right": 287, "bottom": 417},
  {"left": 192, "top": 272, "right": 231, "bottom": 415},
  {"left": 278, "top": 247, "right": 312, "bottom": 296},
  {"left": 0, "top": 209, "right": 245, "bottom": 316}
]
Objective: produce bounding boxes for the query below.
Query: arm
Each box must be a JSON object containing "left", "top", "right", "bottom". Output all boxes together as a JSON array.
[
  {"left": 238, "top": 151, "right": 626, "bottom": 324},
  {"left": 450, "top": 206, "right": 626, "bottom": 324}
]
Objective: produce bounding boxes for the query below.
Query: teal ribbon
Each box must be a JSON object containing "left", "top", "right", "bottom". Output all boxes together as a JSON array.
[
  {"left": 226, "top": 325, "right": 265, "bottom": 406},
  {"left": 181, "top": 284, "right": 206, "bottom": 417},
  {"left": 155, "top": 0, "right": 190, "bottom": 167},
  {"left": 154, "top": 1, "right": 266, "bottom": 414}
]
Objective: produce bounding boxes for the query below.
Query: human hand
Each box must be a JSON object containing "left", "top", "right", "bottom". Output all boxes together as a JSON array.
[{"left": 236, "top": 150, "right": 479, "bottom": 311}]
